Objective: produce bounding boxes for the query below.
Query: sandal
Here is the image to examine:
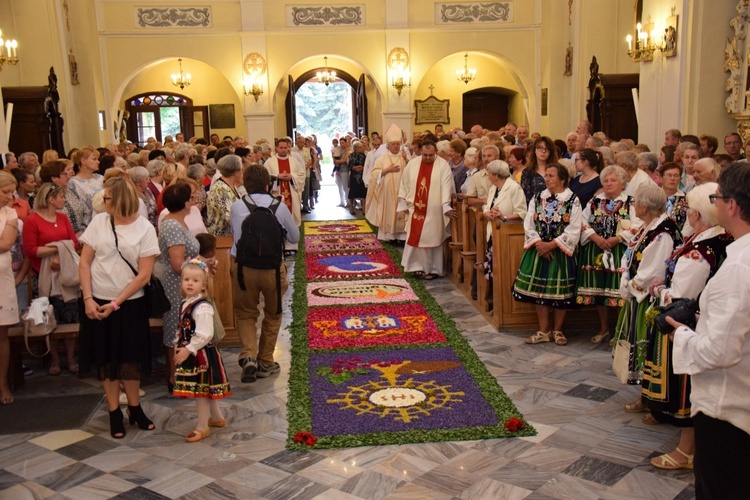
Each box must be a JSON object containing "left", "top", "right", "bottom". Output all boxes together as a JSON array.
[
  {"left": 48, "top": 364, "right": 61, "bottom": 376},
  {"left": 185, "top": 428, "right": 211, "bottom": 443},
  {"left": 68, "top": 362, "right": 79, "bottom": 375},
  {"left": 591, "top": 331, "right": 610, "bottom": 344},
  {"left": 208, "top": 418, "right": 226, "bottom": 428},
  {"left": 552, "top": 331, "right": 568, "bottom": 346},
  {"left": 642, "top": 413, "right": 662, "bottom": 425},
  {"left": 624, "top": 400, "right": 647, "bottom": 413},
  {"left": 413, "top": 271, "right": 425, "bottom": 279},
  {"left": 651, "top": 447, "right": 694, "bottom": 470},
  {"left": 525, "top": 331, "right": 551, "bottom": 344},
  {"left": 423, "top": 273, "right": 439, "bottom": 281}
]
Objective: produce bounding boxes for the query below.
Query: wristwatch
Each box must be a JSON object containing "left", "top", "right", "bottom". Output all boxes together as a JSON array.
[{"left": 502, "top": 215, "right": 507, "bottom": 222}]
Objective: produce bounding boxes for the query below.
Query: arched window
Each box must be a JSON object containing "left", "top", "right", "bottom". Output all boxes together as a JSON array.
[{"left": 125, "top": 92, "right": 208, "bottom": 146}]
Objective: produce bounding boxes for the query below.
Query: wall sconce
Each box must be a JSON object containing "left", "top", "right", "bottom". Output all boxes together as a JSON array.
[
  {"left": 625, "top": 11, "right": 678, "bottom": 62},
  {"left": 0, "top": 29, "right": 19, "bottom": 71},
  {"left": 243, "top": 76, "right": 263, "bottom": 102},
  {"left": 391, "top": 68, "right": 411, "bottom": 95}
]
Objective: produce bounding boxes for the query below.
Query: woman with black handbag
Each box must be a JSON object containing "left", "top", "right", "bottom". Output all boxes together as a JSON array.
[{"left": 79, "top": 177, "right": 160, "bottom": 439}]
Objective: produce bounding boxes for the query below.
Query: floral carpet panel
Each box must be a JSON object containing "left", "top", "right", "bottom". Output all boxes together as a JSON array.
[{"left": 288, "top": 220, "right": 534, "bottom": 449}]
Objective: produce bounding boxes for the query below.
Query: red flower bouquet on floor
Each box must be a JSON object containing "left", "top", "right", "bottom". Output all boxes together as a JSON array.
[
  {"left": 504, "top": 417, "right": 525, "bottom": 432},
  {"left": 293, "top": 430, "right": 318, "bottom": 447}
]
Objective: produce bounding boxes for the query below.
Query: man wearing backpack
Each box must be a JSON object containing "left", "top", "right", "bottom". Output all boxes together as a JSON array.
[{"left": 230, "top": 165, "right": 299, "bottom": 383}]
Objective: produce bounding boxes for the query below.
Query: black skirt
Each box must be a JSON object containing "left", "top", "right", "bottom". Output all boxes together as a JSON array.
[{"left": 79, "top": 296, "right": 152, "bottom": 381}]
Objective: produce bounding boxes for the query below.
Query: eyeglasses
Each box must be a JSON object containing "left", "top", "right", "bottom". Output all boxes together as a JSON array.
[
  {"left": 708, "top": 194, "right": 730, "bottom": 205},
  {"left": 662, "top": 173, "right": 681, "bottom": 179},
  {"left": 535, "top": 147, "right": 549, "bottom": 152}
]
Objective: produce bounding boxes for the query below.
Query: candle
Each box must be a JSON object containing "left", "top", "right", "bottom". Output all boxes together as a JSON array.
[{"left": 626, "top": 34, "right": 632, "bottom": 51}]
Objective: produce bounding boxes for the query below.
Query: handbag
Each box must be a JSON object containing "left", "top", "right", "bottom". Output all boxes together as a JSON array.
[
  {"left": 110, "top": 216, "right": 171, "bottom": 317},
  {"left": 208, "top": 298, "right": 226, "bottom": 344},
  {"left": 21, "top": 304, "right": 57, "bottom": 357},
  {"left": 612, "top": 339, "right": 631, "bottom": 384}
]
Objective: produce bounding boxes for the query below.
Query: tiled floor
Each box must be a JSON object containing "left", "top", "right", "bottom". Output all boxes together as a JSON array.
[{"left": 0, "top": 184, "right": 695, "bottom": 499}]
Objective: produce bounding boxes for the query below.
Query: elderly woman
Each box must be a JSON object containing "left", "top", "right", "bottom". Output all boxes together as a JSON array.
[
  {"left": 128, "top": 166, "right": 154, "bottom": 223},
  {"left": 187, "top": 163, "right": 207, "bottom": 213},
  {"left": 521, "top": 136, "right": 558, "bottom": 203},
  {"left": 513, "top": 163, "right": 582, "bottom": 346},
  {"left": 660, "top": 162, "right": 688, "bottom": 232},
  {"left": 613, "top": 185, "right": 682, "bottom": 390},
  {"left": 158, "top": 182, "right": 200, "bottom": 391},
  {"left": 576, "top": 166, "right": 639, "bottom": 344},
  {"left": 347, "top": 140, "right": 367, "bottom": 215},
  {"left": 638, "top": 152, "right": 661, "bottom": 186},
  {"left": 79, "top": 177, "right": 160, "bottom": 438},
  {"left": 158, "top": 179, "right": 208, "bottom": 236},
  {"left": 458, "top": 147, "right": 478, "bottom": 196},
  {"left": 206, "top": 155, "right": 242, "bottom": 236},
  {"left": 482, "top": 160, "right": 527, "bottom": 280},
  {"left": 640, "top": 182, "right": 732, "bottom": 470},
  {"left": 570, "top": 148, "right": 603, "bottom": 207},
  {"left": 23, "top": 183, "right": 80, "bottom": 374},
  {"left": 0, "top": 171, "right": 20, "bottom": 404},
  {"left": 449, "top": 139, "right": 468, "bottom": 193},
  {"left": 69, "top": 147, "right": 104, "bottom": 218}
]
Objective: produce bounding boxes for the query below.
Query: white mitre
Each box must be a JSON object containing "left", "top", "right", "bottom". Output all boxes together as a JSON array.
[{"left": 383, "top": 123, "right": 402, "bottom": 144}]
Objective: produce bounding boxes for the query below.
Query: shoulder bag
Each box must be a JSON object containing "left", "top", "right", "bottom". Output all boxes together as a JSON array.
[{"left": 110, "top": 216, "right": 171, "bottom": 317}]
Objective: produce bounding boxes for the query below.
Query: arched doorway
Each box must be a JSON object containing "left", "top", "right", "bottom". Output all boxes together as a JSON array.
[
  {"left": 124, "top": 92, "right": 208, "bottom": 146},
  {"left": 286, "top": 68, "right": 367, "bottom": 139}
]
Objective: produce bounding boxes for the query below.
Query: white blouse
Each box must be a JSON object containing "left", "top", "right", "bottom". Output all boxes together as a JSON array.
[{"left": 482, "top": 178, "right": 527, "bottom": 242}]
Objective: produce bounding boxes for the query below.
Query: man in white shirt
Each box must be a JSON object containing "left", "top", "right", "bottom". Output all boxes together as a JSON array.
[{"left": 669, "top": 161, "right": 750, "bottom": 499}]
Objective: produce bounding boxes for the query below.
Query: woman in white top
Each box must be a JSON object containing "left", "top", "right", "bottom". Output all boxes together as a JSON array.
[
  {"left": 482, "top": 160, "right": 527, "bottom": 280},
  {"left": 68, "top": 147, "right": 104, "bottom": 218},
  {"left": 79, "top": 177, "right": 160, "bottom": 439},
  {"left": 0, "top": 171, "right": 20, "bottom": 405}
]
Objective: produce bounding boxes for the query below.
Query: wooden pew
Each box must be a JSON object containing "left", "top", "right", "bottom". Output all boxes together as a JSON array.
[
  {"left": 447, "top": 197, "right": 464, "bottom": 284},
  {"left": 473, "top": 209, "right": 490, "bottom": 313},
  {"left": 460, "top": 202, "right": 477, "bottom": 295}
]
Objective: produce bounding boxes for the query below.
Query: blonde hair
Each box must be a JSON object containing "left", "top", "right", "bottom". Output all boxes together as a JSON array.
[
  {"left": 105, "top": 177, "right": 139, "bottom": 218},
  {"left": 103, "top": 167, "right": 128, "bottom": 182},
  {"left": 0, "top": 170, "right": 17, "bottom": 189},
  {"left": 180, "top": 260, "right": 214, "bottom": 299},
  {"left": 35, "top": 182, "right": 64, "bottom": 210},
  {"left": 72, "top": 146, "right": 98, "bottom": 167}
]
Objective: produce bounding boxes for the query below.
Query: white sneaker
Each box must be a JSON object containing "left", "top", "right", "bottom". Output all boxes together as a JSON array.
[{"left": 119, "top": 388, "right": 146, "bottom": 406}]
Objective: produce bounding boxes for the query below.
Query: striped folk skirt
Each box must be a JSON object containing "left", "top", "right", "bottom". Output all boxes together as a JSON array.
[
  {"left": 642, "top": 329, "right": 693, "bottom": 427},
  {"left": 575, "top": 242, "right": 626, "bottom": 307},
  {"left": 512, "top": 247, "right": 577, "bottom": 308},
  {"left": 613, "top": 297, "right": 651, "bottom": 385},
  {"left": 173, "top": 344, "right": 232, "bottom": 400}
]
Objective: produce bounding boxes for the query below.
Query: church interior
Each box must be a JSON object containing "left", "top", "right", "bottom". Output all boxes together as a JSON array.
[{"left": 0, "top": 0, "right": 744, "bottom": 498}]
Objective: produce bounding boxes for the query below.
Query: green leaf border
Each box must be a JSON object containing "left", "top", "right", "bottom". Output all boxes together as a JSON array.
[{"left": 287, "top": 220, "right": 536, "bottom": 450}]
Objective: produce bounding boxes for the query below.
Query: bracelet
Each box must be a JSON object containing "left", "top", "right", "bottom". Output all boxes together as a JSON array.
[
  {"left": 83, "top": 295, "right": 93, "bottom": 301},
  {"left": 110, "top": 301, "right": 120, "bottom": 311}
]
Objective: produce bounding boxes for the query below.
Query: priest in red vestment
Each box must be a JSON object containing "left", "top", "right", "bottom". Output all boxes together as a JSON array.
[
  {"left": 397, "top": 141, "right": 456, "bottom": 279},
  {"left": 262, "top": 137, "right": 306, "bottom": 227}
]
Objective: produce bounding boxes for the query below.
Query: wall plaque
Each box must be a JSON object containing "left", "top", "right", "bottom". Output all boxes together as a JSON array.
[
  {"left": 435, "top": 2, "right": 513, "bottom": 24},
  {"left": 135, "top": 7, "right": 212, "bottom": 28},
  {"left": 286, "top": 5, "right": 364, "bottom": 26},
  {"left": 414, "top": 96, "right": 450, "bottom": 124},
  {"left": 209, "top": 104, "right": 235, "bottom": 129}
]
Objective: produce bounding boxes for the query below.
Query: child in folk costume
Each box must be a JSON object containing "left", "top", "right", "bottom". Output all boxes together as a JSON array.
[{"left": 173, "top": 259, "right": 231, "bottom": 442}]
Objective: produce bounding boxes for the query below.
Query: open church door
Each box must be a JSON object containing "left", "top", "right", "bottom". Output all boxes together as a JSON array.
[
  {"left": 354, "top": 74, "right": 368, "bottom": 137},
  {"left": 286, "top": 75, "right": 297, "bottom": 137}
]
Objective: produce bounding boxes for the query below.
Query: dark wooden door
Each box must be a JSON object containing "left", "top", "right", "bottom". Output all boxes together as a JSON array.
[
  {"left": 462, "top": 91, "right": 508, "bottom": 132},
  {"left": 186, "top": 105, "right": 209, "bottom": 141},
  {"left": 286, "top": 75, "right": 297, "bottom": 137},
  {"left": 354, "top": 74, "right": 368, "bottom": 137}
]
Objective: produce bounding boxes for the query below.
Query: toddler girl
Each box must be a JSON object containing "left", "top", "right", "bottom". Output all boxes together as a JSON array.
[{"left": 173, "top": 259, "right": 231, "bottom": 442}]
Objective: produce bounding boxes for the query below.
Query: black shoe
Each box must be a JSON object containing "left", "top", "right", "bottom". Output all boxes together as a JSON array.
[
  {"left": 240, "top": 357, "right": 257, "bottom": 383},
  {"left": 257, "top": 362, "right": 280, "bottom": 378},
  {"left": 22, "top": 365, "right": 33, "bottom": 377},
  {"left": 109, "top": 407, "right": 126, "bottom": 439},
  {"left": 302, "top": 208, "right": 311, "bottom": 214},
  {"left": 127, "top": 405, "right": 155, "bottom": 431}
]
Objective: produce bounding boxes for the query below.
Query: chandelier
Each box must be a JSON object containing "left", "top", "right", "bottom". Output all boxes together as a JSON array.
[
  {"left": 0, "top": 29, "right": 19, "bottom": 71},
  {"left": 171, "top": 58, "right": 191, "bottom": 90},
  {"left": 456, "top": 53, "right": 476, "bottom": 85},
  {"left": 316, "top": 56, "right": 336, "bottom": 86}
]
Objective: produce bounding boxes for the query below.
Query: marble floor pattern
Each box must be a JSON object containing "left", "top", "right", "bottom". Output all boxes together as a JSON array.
[{"left": 0, "top": 189, "right": 696, "bottom": 500}]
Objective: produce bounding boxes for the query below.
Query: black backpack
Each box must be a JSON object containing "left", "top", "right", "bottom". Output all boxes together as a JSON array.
[{"left": 236, "top": 195, "right": 287, "bottom": 313}]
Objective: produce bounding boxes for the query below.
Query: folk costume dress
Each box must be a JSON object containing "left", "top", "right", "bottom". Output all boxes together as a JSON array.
[
  {"left": 642, "top": 226, "right": 731, "bottom": 425},
  {"left": 665, "top": 190, "right": 688, "bottom": 233},
  {"left": 613, "top": 214, "right": 682, "bottom": 385},
  {"left": 512, "top": 188, "right": 582, "bottom": 307},
  {"left": 576, "top": 193, "right": 638, "bottom": 306},
  {"left": 173, "top": 294, "right": 231, "bottom": 399}
]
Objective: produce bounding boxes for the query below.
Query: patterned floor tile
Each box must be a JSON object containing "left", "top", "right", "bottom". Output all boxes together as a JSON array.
[
  {"left": 563, "top": 383, "right": 619, "bottom": 402},
  {"left": 561, "top": 455, "right": 633, "bottom": 486}
]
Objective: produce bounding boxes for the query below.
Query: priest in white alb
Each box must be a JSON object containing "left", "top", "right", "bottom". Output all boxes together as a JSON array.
[
  {"left": 365, "top": 124, "right": 409, "bottom": 243},
  {"left": 263, "top": 137, "right": 306, "bottom": 227},
  {"left": 397, "top": 141, "right": 457, "bottom": 279}
]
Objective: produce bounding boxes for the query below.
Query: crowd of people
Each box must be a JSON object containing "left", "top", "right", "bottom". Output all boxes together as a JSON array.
[{"left": 0, "top": 122, "right": 748, "bottom": 496}]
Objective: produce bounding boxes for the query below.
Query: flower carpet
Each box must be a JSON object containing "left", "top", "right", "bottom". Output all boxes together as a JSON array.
[{"left": 288, "top": 220, "right": 534, "bottom": 449}]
